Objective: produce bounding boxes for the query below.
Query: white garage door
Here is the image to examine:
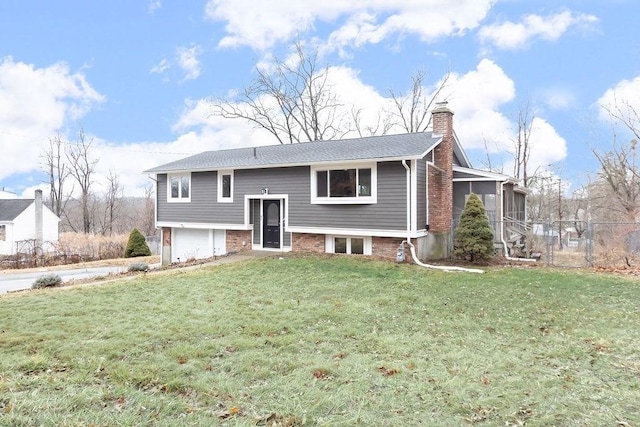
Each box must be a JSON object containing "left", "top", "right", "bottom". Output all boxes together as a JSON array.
[{"left": 172, "top": 228, "right": 212, "bottom": 263}]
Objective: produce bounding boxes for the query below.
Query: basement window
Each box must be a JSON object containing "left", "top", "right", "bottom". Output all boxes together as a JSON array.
[{"left": 326, "top": 235, "right": 371, "bottom": 255}]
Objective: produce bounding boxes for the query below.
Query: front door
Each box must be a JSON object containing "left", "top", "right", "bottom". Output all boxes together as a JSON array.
[{"left": 263, "top": 200, "right": 280, "bottom": 249}]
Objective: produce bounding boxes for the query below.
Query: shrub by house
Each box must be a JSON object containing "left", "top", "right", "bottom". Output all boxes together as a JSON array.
[
  {"left": 453, "top": 193, "right": 494, "bottom": 263},
  {"left": 124, "top": 228, "right": 151, "bottom": 258}
]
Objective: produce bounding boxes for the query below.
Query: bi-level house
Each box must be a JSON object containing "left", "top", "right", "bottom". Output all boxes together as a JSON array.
[{"left": 145, "top": 103, "right": 527, "bottom": 264}]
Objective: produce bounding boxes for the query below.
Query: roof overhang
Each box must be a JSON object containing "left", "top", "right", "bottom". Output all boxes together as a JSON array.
[{"left": 145, "top": 153, "right": 431, "bottom": 175}]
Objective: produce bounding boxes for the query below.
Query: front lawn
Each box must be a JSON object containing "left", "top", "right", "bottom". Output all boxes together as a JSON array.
[{"left": 1, "top": 255, "right": 638, "bottom": 426}]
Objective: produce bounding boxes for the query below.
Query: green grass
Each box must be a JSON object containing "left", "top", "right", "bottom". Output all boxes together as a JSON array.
[{"left": 1, "top": 255, "right": 639, "bottom": 426}]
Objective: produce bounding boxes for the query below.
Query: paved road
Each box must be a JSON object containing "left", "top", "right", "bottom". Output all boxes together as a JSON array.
[
  {"left": 0, "top": 266, "right": 127, "bottom": 294},
  {"left": 0, "top": 251, "right": 275, "bottom": 295}
]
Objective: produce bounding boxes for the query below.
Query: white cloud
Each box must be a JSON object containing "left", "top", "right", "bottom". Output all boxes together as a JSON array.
[
  {"left": 177, "top": 45, "right": 203, "bottom": 81},
  {"left": 434, "top": 59, "right": 567, "bottom": 174},
  {"left": 478, "top": 10, "right": 598, "bottom": 50},
  {"left": 596, "top": 75, "right": 640, "bottom": 122},
  {"left": 150, "top": 44, "right": 203, "bottom": 82},
  {"left": 442, "top": 59, "right": 516, "bottom": 151},
  {"left": 148, "top": 0, "right": 161, "bottom": 14},
  {"left": 539, "top": 87, "right": 576, "bottom": 111},
  {"left": 0, "top": 57, "right": 103, "bottom": 182},
  {"left": 205, "top": 0, "right": 494, "bottom": 51},
  {"left": 150, "top": 58, "right": 170, "bottom": 75},
  {"left": 528, "top": 117, "right": 568, "bottom": 168}
]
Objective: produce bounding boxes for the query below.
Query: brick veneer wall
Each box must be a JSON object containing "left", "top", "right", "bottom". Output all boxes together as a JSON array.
[
  {"left": 292, "top": 233, "right": 412, "bottom": 263},
  {"left": 292, "top": 233, "right": 325, "bottom": 253},
  {"left": 372, "top": 236, "right": 413, "bottom": 263},
  {"left": 429, "top": 103, "right": 454, "bottom": 234},
  {"left": 226, "top": 230, "right": 252, "bottom": 253}
]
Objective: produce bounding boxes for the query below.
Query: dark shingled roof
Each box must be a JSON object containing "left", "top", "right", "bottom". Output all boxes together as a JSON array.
[
  {"left": 145, "top": 132, "right": 441, "bottom": 173},
  {"left": 0, "top": 199, "right": 33, "bottom": 222}
]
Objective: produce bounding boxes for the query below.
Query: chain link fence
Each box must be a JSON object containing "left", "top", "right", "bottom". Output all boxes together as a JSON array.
[{"left": 510, "top": 220, "right": 640, "bottom": 268}]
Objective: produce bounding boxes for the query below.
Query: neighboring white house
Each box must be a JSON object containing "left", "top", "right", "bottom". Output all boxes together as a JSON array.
[{"left": 0, "top": 190, "right": 60, "bottom": 255}]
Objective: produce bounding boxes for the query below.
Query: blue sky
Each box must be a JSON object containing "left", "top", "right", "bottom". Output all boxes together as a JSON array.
[{"left": 1, "top": 0, "right": 639, "bottom": 197}]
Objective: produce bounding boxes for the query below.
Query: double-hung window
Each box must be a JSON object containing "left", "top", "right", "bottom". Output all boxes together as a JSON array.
[
  {"left": 217, "top": 170, "right": 233, "bottom": 203},
  {"left": 311, "top": 164, "right": 376, "bottom": 204},
  {"left": 168, "top": 174, "right": 190, "bottom": 202}
]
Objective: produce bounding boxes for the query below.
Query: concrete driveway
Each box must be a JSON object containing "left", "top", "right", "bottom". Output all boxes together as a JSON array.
[{"left": 0, "top": 265, "right": 128, "bottom": 294}]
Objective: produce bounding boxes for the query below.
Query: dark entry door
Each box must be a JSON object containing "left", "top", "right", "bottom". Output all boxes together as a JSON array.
[{"left": 263, "top": 200, "right": 280, "bottom": 249}]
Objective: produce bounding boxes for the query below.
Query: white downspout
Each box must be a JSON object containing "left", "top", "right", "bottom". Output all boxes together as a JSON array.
[
  {"left": 402, "top": 160, "right": 483, "bottom": 273},
  {"left": 500, "top": 179, "right": 536, "bottom": 262},
  {"left": 403, "top": 161, "right": 411, "bottom": 238}
]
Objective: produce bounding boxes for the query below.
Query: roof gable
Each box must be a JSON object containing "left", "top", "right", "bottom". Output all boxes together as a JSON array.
[
  {"left": 145, "top": 132, "right": 442, "bottom": 173},
  {"left": 0, "top": 199, "right": 32, "bottom": 222}
]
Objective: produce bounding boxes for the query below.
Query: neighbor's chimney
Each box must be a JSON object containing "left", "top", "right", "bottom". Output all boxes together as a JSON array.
[
  {"left": 429, "top": 102, "right": 454, "bottom": 234},
  {"left": 35, "top": 189, "right": 43, "bottom": 253}
]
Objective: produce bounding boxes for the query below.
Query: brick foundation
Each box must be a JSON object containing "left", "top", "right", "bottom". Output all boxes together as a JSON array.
[
  {"left": 226, "top": 230, "right": 252, "bottom": 253},
  {"left": 292, "top": 233, "right": 325, "bottom": 253},
  {"left": 372, "top": 237, "right": 413, "bottom": 263},
  {"left": 292, "top": 233, "right": 411, "bottom": 263}
]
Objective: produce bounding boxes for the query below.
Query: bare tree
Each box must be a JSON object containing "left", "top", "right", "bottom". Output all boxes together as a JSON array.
[
  {"left": 141, "top": 183, "right": 156, "bottom": 236},
  {"left": 592, "top": 100, "right": 640, "bottom": 221},
  {"left": 211, "top": 42, "right": 350, "bottom": 143},
  {"left": 66, "top": 128, "right": 97, "bottom": 234},
  {"left": 41, "top": 133, "right": 71, "bottom": 217},
  {"left": 388, "top": 69, "right": 449, "bottom": 133},
  {"left": 99, "top": 170, "right": 123, "bottom": 236},
  {"left": 592, "top": 138, "right": 640, "bottom": 220},
  {"left": 350, "top": 106, "right": 395, "bottom": 138},
  {"left": 512, "top": 101, "right": 534, "bottom": 187}
]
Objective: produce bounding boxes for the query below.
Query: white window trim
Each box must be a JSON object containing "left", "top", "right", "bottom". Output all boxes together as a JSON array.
[
  {"left": 217, "top": 170, "right": 234, "bottom": 203},
  {"left": 167, "top": 173, "right": 191, "bottom": 203},
  {"left": 325, "top": 235, "right": 372, "bottom": 255},
  {"left": 310, "top": 163, "right": 377, "bottom": 205}
]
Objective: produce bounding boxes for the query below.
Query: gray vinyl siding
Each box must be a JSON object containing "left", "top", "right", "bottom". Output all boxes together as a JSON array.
[
  {"left": 289, "top": 161, "right": 406, "bottom": 230},
  {"left": 158, "top": 162, "right": 407, "bottom": 231},
  {"left": 157, "top": 171, "right": 243, "bottom": 224},
  {"left": 236, "top": 163, "right": 406, "bottom": 231},
  {"left": 416, "top": 161, "right": 427, "bottom": 230}
]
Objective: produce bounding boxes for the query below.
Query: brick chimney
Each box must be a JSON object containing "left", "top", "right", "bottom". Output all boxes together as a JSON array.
[{"left": 428, "top": 102, "right": 454, "bottom": 235}]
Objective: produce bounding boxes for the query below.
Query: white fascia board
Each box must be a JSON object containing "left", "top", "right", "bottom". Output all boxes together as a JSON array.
[
  {"left": 286, "top": 226, "right": 428, "bottom": 238},
  {"left": 418, "top": 139, "right": 442, "bottom": 159},
  {"left": 156, "top": 221, "right": 251, "bottom": 231},
  {"left": 453, "top": 165, "right": 511, "bottom": 181}
]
